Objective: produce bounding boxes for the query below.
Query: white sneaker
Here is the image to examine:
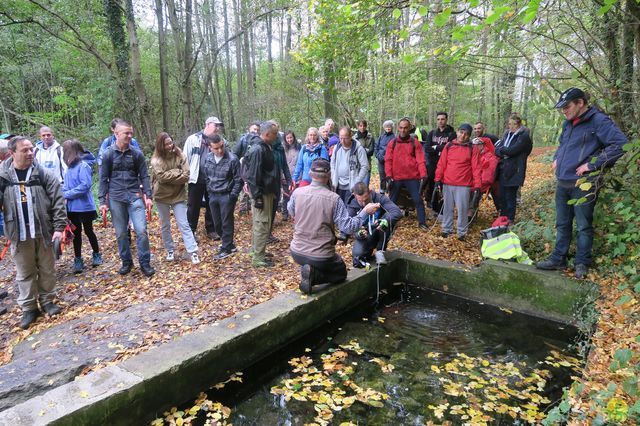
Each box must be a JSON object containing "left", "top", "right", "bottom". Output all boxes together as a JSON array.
[
  {"left": 191, "top": 252, "right": 201, "bottom": 264},
  {"left": 166, "top": 251, "right": 174, "bottom": 261},
  {"left": 375, "top": 251, "right": 387, "bottom": 265}
]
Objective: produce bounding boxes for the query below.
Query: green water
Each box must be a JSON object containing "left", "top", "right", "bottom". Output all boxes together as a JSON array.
[{"left": 198, "top": 286, "right": 579, "bottom": 425}]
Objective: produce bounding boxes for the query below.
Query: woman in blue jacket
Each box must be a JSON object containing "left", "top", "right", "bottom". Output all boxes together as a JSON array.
[
  {"left": 292, "top": 127, "right": 329, "bottom": 187},
  {"left": 62, "top": 140, "right": 102, "bottom": 273}
]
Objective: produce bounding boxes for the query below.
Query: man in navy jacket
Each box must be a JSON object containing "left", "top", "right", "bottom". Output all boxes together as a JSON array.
[{"left": 536, "top": 88, "right": 627, "bottom": 279}]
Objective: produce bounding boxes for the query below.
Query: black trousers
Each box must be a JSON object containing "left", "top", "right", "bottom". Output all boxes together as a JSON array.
[
  {"left": 187, "top": 182, "right": 214, "bottom": 234},
  {"left": 67, "top": 211, "right": 100, "bottom": 258},
  {"left": 209, "top": 193, "right": 236, "bottom": 252},
  {"left": 291, "top": 251, "right": 347, "bottom": 286}
]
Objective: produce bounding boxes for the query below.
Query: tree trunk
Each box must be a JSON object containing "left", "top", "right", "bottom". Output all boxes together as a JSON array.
[
  {"left": 155, "top": 0, "right": 170, "bottom": 131},
  {"left": 222, "top": 0, "right": 237, "bottom": 133},
  {"left": 124, "top": 0, "right": 156, "bottom": 150},
  {"left": 232, "top": 0, "right": 243, "bottom": 110},
  {"left": 266, "top": 14, "right": 274, "bottom": 76}
]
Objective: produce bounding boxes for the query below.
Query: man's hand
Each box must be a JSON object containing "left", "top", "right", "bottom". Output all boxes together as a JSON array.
[
  {"left": 576, "top": 163, "right": 590, "bottom": 176},
  {"left": 355, "top": 228, "right": 369, "bottom": 240},
  {"left": 385, "top": 177, "right": 394, "bottom": 188},
  {"left": 144, "top": 197, "right": 153, "bottom": 211},
  {"left": 289, "top": 181, "right": 296, "bottom": 193},
  {"left": 51, "top": 231, "right": 63, "bottom": 243},
  {"left": 434, "top": 181, "right": 443, "bottom": 192},
  {"left": 254, "top": 197, "right": 264, "bottom": 210},
  {"left": 363, "top": 202, "right": 380, "bottom": 215},
  {"left": 375, "top": 218, "right": 389, "bottom": 231},
  {"left": 552, "top": 159, "right": 557, "bottom": 172},
  {"left": 100, "top": 204, "right": 108, "bottom": 216}
]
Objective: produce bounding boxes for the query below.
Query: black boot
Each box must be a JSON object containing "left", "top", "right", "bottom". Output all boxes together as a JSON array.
[
  {"left": 140, "top": 264, "right": 156, "bottom": 277},
  {"left": 118, "top": 262, "right": 133, "bottom": 275},
  {"left": 20, "top": 309, "right": 41, "bottom": 329},
  {"left": 42, "top": 302, "right": 62, "bottom": 316}
]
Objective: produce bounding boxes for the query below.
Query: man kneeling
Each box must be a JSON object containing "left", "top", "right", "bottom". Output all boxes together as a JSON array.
[
  {"left": 346, "top": 182, "right": 402, "bottom": 267},
  {"left": 288, "top": 159, "right": 380, "bottom": 295}
]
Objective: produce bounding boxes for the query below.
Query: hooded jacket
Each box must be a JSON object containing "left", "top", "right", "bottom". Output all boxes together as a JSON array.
[
  {"left": 553, "top": 106, "right": 628, "bottom": 182},
  {"left": 34, "top": 140, "right": 67, "bottom": 183},
  {"left": 374, "top": 131, "right": 395, "bottom": 163},
  {"left": 330, "top": 140, "right": 369, "bottom": 190},
  {"left": 384, "top": 135, "right": 427, "bottom": 181},
  {"left": 150, "top": 148, "right": 190, "bottom": 204},
  {"left": 203, "top": 150, "right": 242, "bottom": 198},
  {"left": 292, "top": 143, "right": 329, "bottom": 183},
  {"left": 63, "top": 159, "right": 97, "bottom": 212},
  {"left": 495, "top": 127, "right": 533, "bottom": 187},
  {"left": 0, "top": 158, "right": 66, "bottom": 245},
  {"left": 435, "top": 140, "right": 482, "bottom": 189}
]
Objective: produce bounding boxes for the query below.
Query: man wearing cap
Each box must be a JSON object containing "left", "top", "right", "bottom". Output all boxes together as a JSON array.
[
  {"left": 434, "top": 123, "right": 482, "bottom": 240},
  {"left": 288, "top": 159, "right": 380, "bottom": 294},
  {"left": 536, "top": 88, "right": 627, "bottom": 279},
  {"left": 183, "top": 117, "right": 221, "bottom": 240}
]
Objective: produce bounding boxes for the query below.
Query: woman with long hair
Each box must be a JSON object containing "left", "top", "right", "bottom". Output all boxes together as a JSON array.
[
  {"left": 150, "top": 132, "right": 200, "bottom": 264},
  {"left": 61, "top": 139, "right": 101, "bottom": 273},
  {"left": 282, "top": 130, "right": 301, "bottom": 220},
  {"left": 292, "top": 127, "right": 329, "bottom": 188}
]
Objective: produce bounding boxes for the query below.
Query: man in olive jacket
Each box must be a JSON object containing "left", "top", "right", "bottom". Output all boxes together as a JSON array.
[{"left": 0, "top": 136, "right": 66, "bottom": 329}]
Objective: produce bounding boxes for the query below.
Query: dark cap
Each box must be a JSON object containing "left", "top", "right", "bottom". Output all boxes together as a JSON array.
[
  {"left": 310, "top": 158, "right": 330, "bottom": 174},
  {"left": 458, "top": 123, "right": 473, "bottom": 135},
  {"left": 554, "top": 87, "right": 585, "bottom": 109}
]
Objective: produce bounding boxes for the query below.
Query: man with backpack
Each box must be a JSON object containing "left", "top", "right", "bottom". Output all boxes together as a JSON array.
[
  {"left": 434, "top": 123, "right": 482, "bottom": 240},
  {"left": 97, "top": 118, "right": 142, "bottom": 171},
  {"left": 34, "top": 126, "right": 67, "bottom": 183},
  {"left": 184, "top": 117, "right": 220, "bottom": 240},
  {"left": 385, "top": 117, "right": 429, "bottom": 230},
  {"left": 99, "top": 122, "right": 155, "bottom": 277},
  {"left": 0, "top": 136, "right": 67, "bottom": 329}
]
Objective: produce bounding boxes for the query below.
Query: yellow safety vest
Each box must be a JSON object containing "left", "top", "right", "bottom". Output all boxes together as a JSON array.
[{"left": 481, "top": 232, "right": 532, "bottom": 264}]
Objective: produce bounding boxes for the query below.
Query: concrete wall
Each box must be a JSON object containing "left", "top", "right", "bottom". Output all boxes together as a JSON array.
[{"left": 0, "top": 254, "right": 596, "bottom": 425}]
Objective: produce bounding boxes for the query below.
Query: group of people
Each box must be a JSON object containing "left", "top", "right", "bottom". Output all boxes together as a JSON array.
[{"left": 0, "top": 87, "right": 629, "bottom": 329}]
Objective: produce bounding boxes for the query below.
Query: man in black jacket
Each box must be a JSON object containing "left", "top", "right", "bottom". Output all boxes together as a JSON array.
[
  {"left": 423, "top": 112, "right": 456, "bottom": 210},
  {"left": 346, "top": 182, "right": 402, "bottom": 267},
  {"left": 244, "top": 121, "right": 280, "bottom": 267},
  {"left": 205, "top": 134, "right": 243, "bottom": 260},
  {"left": 233, "top": 121, "right": 260, "bottom": 215}
]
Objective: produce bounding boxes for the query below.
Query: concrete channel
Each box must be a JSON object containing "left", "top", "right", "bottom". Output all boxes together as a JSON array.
[{"left": 0, "top": 252, "right": 597, "bottom": 425}]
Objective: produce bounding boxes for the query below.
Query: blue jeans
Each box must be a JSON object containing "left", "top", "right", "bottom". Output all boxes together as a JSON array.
[
  {"left": 550, "top": 184, "right": 596, "bottom": 266},
  {"left": 389, "top": 179, "right": 426, "bottom": 225},
  {"left": 0, "top": 211, "right": 4, "bottom": 236},
  {"left": 109, "top": 198, "right": 151, "bottom": 266}
]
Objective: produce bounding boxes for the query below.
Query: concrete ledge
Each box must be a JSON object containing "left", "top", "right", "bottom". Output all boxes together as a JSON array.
[{"left": 0, "top": 253, "right": 597, "bottom": 425}]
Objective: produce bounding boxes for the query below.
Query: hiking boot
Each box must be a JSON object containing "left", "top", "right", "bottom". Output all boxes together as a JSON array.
[
  {"left": 252, "top": 258, "right": 274, "bottom": 268},
  {"left": 300, "top": 264, "right": 313, "bottom": 295},
  {"left": 575, "top": 264, "right": 589, "bottom": 279},
  {"left": 418, "top": 223, "right": 429, "bottom": 231},
  {"left": 535, "top": 258, "right": 567, "bottom": 271},
  {"left": 207, "top": 231, "right": 221, "bottom": 241},
  {"left": 118, "top": 262, "right": 133, "bottom": 275},
  {"left": 375, "top": 251, "right": 387, "bottom": 265},
  {"left": 73, "top": 257, "right": 84, "bottom": 274},
  {"left": 140, "top": 264, "right": 156, "bottom": 277},
  {"left": 20, "top": 309, "right": 41, "bottom": 329},
  {"left": 42, "top": 302, "right": 61, "bottom": 316},
  {"left": 214, "top": 250, "right": 235, "bottom": 260},
  {"left": 166, "top": 251, "right": 175, "bottom": 261},
  {"left": 191, "top": 252, "right": 201, "bottom": 264},
  {"left": 92, "top": 252, "right": 103, "bottom": 267}
]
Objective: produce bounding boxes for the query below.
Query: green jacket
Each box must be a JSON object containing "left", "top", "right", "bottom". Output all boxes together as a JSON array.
[{"left": 0, "top": 158, "right": 67, "bottom": 245}]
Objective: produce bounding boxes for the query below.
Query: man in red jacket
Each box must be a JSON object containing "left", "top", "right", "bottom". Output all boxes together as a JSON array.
[
  {"left": 385, "top": 117, "right": 428, "bottom": 230},
  {"left": 434, "top": 123, "right": 482, "bottom": 240}
]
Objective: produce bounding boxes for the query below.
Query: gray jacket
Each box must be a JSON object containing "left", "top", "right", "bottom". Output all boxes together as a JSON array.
[
  {"left": 330, "top": 140, "right": 369, "bottom": 190},
  {"left": 0, "top": 158, "right": 66, "bottom": 245}
]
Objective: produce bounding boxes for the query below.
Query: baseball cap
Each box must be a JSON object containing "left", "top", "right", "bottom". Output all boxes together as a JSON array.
[
  {"left": 206, "top": 116, "right": 223, "bottom": 125},
  {"left": 554, "top": 88, "right": 585, "bottom": 109},
  {"left": 310, "top": 158, "right": 331, "bottom": 174}
]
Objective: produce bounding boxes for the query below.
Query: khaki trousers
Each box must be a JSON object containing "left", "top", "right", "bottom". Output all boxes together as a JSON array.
[
  {"left": 12, "top": 237, "right": 57, "bottom": 311},
  {"left": 251, "top": 193, "right": 274, "bottom": 262}
]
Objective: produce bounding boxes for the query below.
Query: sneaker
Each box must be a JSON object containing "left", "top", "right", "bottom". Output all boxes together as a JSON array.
[
  {"left": 118, "top": 262, "right": 133, "bottom": 275},
  {"left": 73, "top": 257, "right": 84, "bottom": 274},
  {"left": 535, "top": 258, "right": 567, "bottom": 270},
  {"left": 92, "top": 252, "right": 103, "bottom": 267},
  {"left": 140, "top": 264, "right": 156, "bottom": 277},
  {"left": 214, "top": 250, "right": 235, "bottom": 260},
  {"left": 20, "top": 309, "right": 41, "bottom": 329},
  {"left": 191, "top": 252, "right": 201, "bottom": 264},
  {"left": 300, "top": 264, "right": 313, "bottom": 295},
  {"left": 166, "top": 251, "right": 175, "bottom": 261},
  {"left": 41, "top": 302, "right": 61, "bottom": 316},
  {"left": 575, "top": 264, "right": 588, "bottom": 279},
  {"left": 375, "top": 251, "right": 387, "bottom": 265},
  {"left": 208, "top": 232, "right": 221, "bottom": 241},
  {"left": 418, "top": 223, "right": 428, "bottom": 231}
]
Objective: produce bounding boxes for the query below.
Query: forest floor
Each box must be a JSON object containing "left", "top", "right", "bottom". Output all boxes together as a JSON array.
[{"left": 0, "top": 147, "right": 635, "bottom": 422}]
